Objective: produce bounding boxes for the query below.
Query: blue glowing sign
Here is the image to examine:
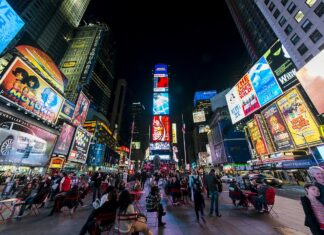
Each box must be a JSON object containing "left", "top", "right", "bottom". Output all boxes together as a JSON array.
[
  {"left": 248, "top": 56, "right": 283, "bottom": 106},
  {"left": 194, "top": 90, "right": 217, "bottom": 107},
  {"left": 153, "top": 93, "right": 169, "bottom": 115},
  {"left": 154, "top": 64, "right": 168, "bottom": 74},
  {"left": 0, "top": 0, "right": 25, "bottom": 54}
]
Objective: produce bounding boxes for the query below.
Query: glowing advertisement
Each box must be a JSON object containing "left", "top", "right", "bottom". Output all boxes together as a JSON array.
[
  {"left": 296, "top": 50, "right": 324, "bottom": 114},
  {"left": 52, "top": 123, "right": 75, "bottom": 156},
  {"left": 248, "top": 56, "right": 282, "bottom": 106},
  {"left": 68, "top": 126, "right": 92, "bottom": 164},
  {"left": 0, "top": 1, "right": 25, "bottom": 54},
  {"left": 172, "top": 123, "right": 177, "bottom": 144},
  {"left": 237, "top": 74, "right": 260, "bottom": 116},
  {"left": 264, "top": 40, "right": 298, "bottom": 90},
  {"left": 153, "top": 77, "right": 169, "bottom": 92},
  {"left": 247, "top": 119, "right": 268, "bottom": 156},
  {"left": 262, "top": 103, "right": 295, "bottom": 151},
  {"left": 225, "top": 86, "right": 245, "bottom": 124},
  {"left": 59, "top": 99, "right": 75, "bottom": 121},
  {"left": 276, "top": 88, "right": 321, "bottom": 147},
  {"left": 154, "top": 64, "right": 168, "bottom": 74},
  {"left": 194, "top": 90, "right": 217, "bottom": 107},
  {"left": 152, "top": 116, "right": 170, "bottom": 142},
  {"left": 254, "top": 114, "right": 275, "bottom": 154},
  {"left": 131, "top": 142, "right": 141, "bottom": 150},
  {"left": 0, "top": 57, "right": 64, "bottom": 124},
  {"left": 72, "top": 91, "right": 90, "bottom": 126},
  {"left": 153, "top": 93, "right": 169, "bottom": 115},
  {"left": 192, "top": 110, "right": 206, "bottom": 123},
  {"left": 150, "top": 142, "right": 170, "bottom": 150},
  {"left": 0, "top": 110, "right": 57, "bottom": 166},
  {"left": 16, "top": 45, "right": 67, "bottom": 93}
]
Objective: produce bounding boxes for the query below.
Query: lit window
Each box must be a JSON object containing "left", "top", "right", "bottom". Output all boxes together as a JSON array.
[
  {"left": 301, "top": 19, "right": 313, "bottom": 32},
  {"left": 291, "top": 33, "right": 300, "bottom": 45},
  {"left": 279, "top": 16, "right": 287, "bottom": 26},
  {"left": 287, "top": 2, "right": 296, "bottom": 14},
  {"left": 309, "top": 29, "right": 323, "bottom": 43},
  {"left": 284, "top": 24, "right": 293, "bottom": 35},
  {"left": 306, "top": 0, "right": 317, "bottom": 7},
  {"left": 295, "top": 11, "right": 304, "bottom": 22},
  {"left": 297, "top": 43, "right": 308, "bottom": 55}
]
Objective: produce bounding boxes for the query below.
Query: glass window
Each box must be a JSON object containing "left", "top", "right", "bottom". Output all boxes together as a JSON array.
[
  {"left": 306, "top": 0, "right": 317, "bottom": 7},
  {"left": 284, "top": 24, "right": 293, "bottom": 35},
  {"left": 279, "top": 16, "right": 287, "bottom": 26},
  {"left": 287, "top": 2, "right": 297, "bottom": 14},
  {"left": 269, "top": 2, "right": 275, "bottom": 12},
  {"left": 291, "top": 33, "right": 300, "bottom": 45},
  {"left": 274, "top": 9, "right": 280, "bottom": 18},
  {"left": 281, "top": 0, "right": 288, "bottom": 6},
  {"left": 264, "top": 0, "right": 270, "bottom": 5},
  {"left": 297, "top": 43, "right": 308, "bottom": 55},
  {"left": 301, "top": 19, "right": 313, "bottom": 32},
  {"left": 295, "top": 10, "right": 304, "bottom": 22},
  {"left": 309, "top": 29, "right": 323, "bottom": 43},
  {"left": 314, "top": 2, "right": 324, "bottom": 17},
  {"left": 0, "top": 122, "right": 11, "bottom": 130},
  {"left": 12, "top": 124, "right": 34, "bottom": 135}
]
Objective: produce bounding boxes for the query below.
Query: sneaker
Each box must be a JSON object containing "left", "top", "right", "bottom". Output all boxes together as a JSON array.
[{"left": 216, "top": 213, "right": 222, "bottom": 217}]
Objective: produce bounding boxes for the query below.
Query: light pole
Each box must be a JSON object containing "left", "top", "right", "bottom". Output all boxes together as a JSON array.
[{"left": 298, "top": 133, "right": 320, "bottom": 166}]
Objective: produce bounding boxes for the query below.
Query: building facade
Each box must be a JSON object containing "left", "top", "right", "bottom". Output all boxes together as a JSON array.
[
  {"left": 110, "top": 79, "right": 127, "bottom": 133},
  {"left": 255, "top": 0, "right": 324, "bottom": 68},
  {"left": 225, "top": 0, "right": 277, "bottom": 62}
]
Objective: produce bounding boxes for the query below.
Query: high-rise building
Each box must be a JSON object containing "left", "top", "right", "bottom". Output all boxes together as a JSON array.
[
  {"left": 60, "top": 23, "right": 115, "bottom": 119},
  {"left": 225, "top": 0, "right": 277, "bottom": 62},
  {"left": 8, "top": 0, "right": 90, "bottom": 62},
  {"left": 255, "top": 0, "right": 324, "bottom": 69},
  {"left": 110, "top": 79, "right": 128, "bottom": 132}
]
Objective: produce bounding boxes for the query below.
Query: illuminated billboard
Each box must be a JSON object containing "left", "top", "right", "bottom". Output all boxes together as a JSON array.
[
  {"left": 0, "top": 57, "right": 64, "bottom": 124},
  {"left": 154, "top": 64, "right": 168, "bottom": 75},
  {"left": 264, "top": 40, "right": 298, "bottom": 90},
  {"left": 276, "top": 88, "right": 321, "bottom": 147},
  {"left": 53, "top": 123, "right": 75, "bottom": 156},
  {"left": 131, "top": 142, "right": 141, "bottom": 150},
  {"left": 238, "top": 74, "right": 260, "bottom": 116},
  {"left": 68, "top": 126, "right": 92, "bottom": 164},
  {"left": 226, "top": 86, "right": 245, "bottom": 124},
  {"left": 150, "top": 142, "right": 170, "bottom": 150},
  {"left": 172, "top": 123, "right": 177, "bottom": 144},
  {"left": 72, "top": 91, "right": 90, "bottom": 126},
  {"left": 247, "top": 119, "right": 268, "bottom": 156},
  {"left": 0, "top": 110, "right": 57, "bottom": 166},
  {"left": 153, "top": 93, "right": 169, "bottom": 115},
  {"left": 0, "top": 1, "right": 25, "bottom": 54},
  {"left": 193, "top": 110, "right": 206, "bottom": 123},
  {"left": 16, "top": 45, "right": 67, "bottom": 93},
  {"left": 248, "top": 56, "right": 282, "bottom": 106},
  {"left": 152, "top": 116, "right": 170, "bottom": 142},
  {"left": 296, "top": 50, "right": 324, "bottom": 114},
  {"left": 194, "top": 90, "right": 217, "bottom": 107},
  {"left": 153, "top": 77, "right": 168, "bottom": 92},
  {"left": 59, "top": 99, "right": 75, "bottom": 121}
]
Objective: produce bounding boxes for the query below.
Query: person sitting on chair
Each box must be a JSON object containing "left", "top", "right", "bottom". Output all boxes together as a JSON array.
[{"left": 146, "top": 185, "right": 166, "bottom": 227}]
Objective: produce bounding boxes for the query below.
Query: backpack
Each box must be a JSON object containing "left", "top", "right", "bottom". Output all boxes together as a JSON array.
[{"left": 193, "top": 176, "right": 202, "bottom": 193}]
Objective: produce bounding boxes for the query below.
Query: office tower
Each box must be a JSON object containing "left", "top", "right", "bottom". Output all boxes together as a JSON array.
[{"left": 110, "top": 79, "right": 128, "bottom": 132}]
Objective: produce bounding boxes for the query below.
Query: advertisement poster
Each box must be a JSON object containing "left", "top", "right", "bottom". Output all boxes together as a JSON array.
[
  {"left": 59, "top": 99, "right": 75, "bottom": 121},
  {"left": 150, "top": 142, "right": 170, "bottom": 150},
  {"left": 154, "top": 77, "right": 168, "bottom": 92},
  {"left": 237, "top": 74, "right": 260, "bottom": 116},
  {"left": 225, "top": 86, "right": 244, "bottom": 124},
  {"left": 152, "top": 116, "right": 170, "bottom": 142},
  {"left": 264, "top": 40, "right": 298, "bottom": 90},
  {"left": 16, "top": 45, "right": 67, "bottom": 93},
  {"left": 262, "top": 103, "right": 295, "bottom": 151},
  {"left": 172, "top": 123, "right": 177, "bottom": 144},
  {"left": 0, "top": 110, "right": 57, "bottom": 166},
  {"left": 296, "top": 50, "right": 324, "bottom": 114},
  {"left": 248, "top": 56, "right": 282, "bottom": 106},
  {"left": 131, "top": 142, "right": 141, "bottom": 150},
  {"left": 0, "top": 1, "right": 25, "bottom": 54},
  {"left": 87, "top": 144, "right": 105, "bottom": 166},
  {"left": 154, "top": 64, "right": 168, "bottom": 74},
  {"left": 255, "top": 114, "right": 275, "bottom": 154},
  {"left": 49, "top": 157, "right": 65, "bottom": 168},
  {"left": 276, "top": 88, "right": 321, "bottom": 147},
  {"left": 247, "top": 119, "right": 268, "bottom": 156},
  {"left": 52, "top": 123, "right": 75, "bottom": 156},
  {"left": 192, "top": 110, "right": 206, "bottom": 123},
  {"left": 153, "top": 93, "right": 169, "bottom": 115},
  {"left": 68, "top": 126, "right": 92, "bottom": 164},
  {"left": 0, "top": 57, "right": 64, "bottom": 124},
  {"left": 72, "top": 91, "right": 90, "bottom": 126}
]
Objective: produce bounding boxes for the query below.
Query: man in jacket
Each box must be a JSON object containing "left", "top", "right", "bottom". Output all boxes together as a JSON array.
[
  {"left": 91, "top": 168, "right": 103, "bottom": 202},
  {"left": 205, "top": 169, "right": 221, "bottom": 217}
]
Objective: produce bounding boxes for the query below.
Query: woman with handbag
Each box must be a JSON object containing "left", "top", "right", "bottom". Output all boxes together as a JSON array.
[{"left": 115, "top": 190, "right": 153, "bottom": 235}]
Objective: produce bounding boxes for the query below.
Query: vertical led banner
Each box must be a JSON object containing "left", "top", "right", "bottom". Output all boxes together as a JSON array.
[
  {"left": 172, "top": 123, "right": 177, "bottom": 144},
  {"left": 247, "top": 119, "right": 268, "bottom": 156},
  {"left": 254, "top": 114, "right": 274, "bottom": 154},
  {"left": 152, "top": 116, "right": 170, "bottom": 142}
]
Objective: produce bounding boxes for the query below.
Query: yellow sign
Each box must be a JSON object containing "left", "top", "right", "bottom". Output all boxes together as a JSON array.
[
  {"left": 172, "top": 123, "right": 177, "bottom": 144},
  {"left": 62, "top": 61, "right": 77, "bottom": 68},
  {"left": 247, "top": 119, "right": 268, "bottom": 156},
  {"left": 276, "top": 88, "right": 321, "bottom": 147},
  {"left": 320, "top": 125, "right": 324, "bottom": 138},
  {"left": 49, "top": 157, "right": 65, "bottom": 169}
]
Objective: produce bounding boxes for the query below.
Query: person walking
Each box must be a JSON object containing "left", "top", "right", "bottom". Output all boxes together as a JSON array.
[
  {"left": 91, "top": 168, "right": 103, "bottom": 202},
  {"left": 190, "top": 170, "right": 205, "bottom": 222},
  {"left": 205, "top": 169, "right": 222, "bottom": 217}
]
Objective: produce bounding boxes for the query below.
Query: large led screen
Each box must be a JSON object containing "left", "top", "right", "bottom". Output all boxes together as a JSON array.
[
  {"left": 296, "top": 50, "right": 324, "bottom": 114},
  {"left": 0, "top": 1, "right": 25, "bottom": 54},
  {"left": 59, "top": 99, "right": 75, "bottom": 121},
  {"left": 0, "top": 110, "right": 57, "bottom": 166},
  {"left": 248, "top": 56, "right": 282, "bottom": 106},
  {"left": 247, "top": 119, "right": 268, "bottom": 156},
  {"left": 276, "top": 88, "right": 321, "bottom": 147},
  {"left": 264, "top": 40, "right": 298, "bottom": 90},
  {"left": 238, "top": 74, "right": 260, "bottom": 116},
  {"left": 68, "top": 126, "right": 92, "bottom": 164},
  {"left": 262, "top": 103, "right": 295, "bottom": 151},
  {"left": 193, "top": 110, "right": 206, "bottom": 123},
  {"left": 152, "top": 116, "right": 170, "bottom": 142},
  {"left": 150, "top": 142, "right": 170, "bottom": 150},
  {"left": 0, "top": 57, "right": 64, "bottom": 124},
  {"left": 72, "top": 91, "right": 90, "bottom": 126},
  {"left": 154, "top": 64, "right": 168, "bottom": 74},
  {"left": 153, "top": 93, "right": 169, "bottom": 115},
  {"left": 226, "top": 86, "right": 245, "bottom": 124},
  {"left": 53, "top": 123, "right": 75, "bottom": 156},
  {"left": 154, "top": 77, "right": 168, "bottom": 92}
]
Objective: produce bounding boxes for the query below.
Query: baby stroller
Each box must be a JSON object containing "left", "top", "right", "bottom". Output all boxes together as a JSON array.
[{"left": 229, "top": 182, "right": 248, "bottom": 208}]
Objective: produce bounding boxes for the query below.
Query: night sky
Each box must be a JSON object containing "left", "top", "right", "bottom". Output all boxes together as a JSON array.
[{"left": 85, "top": 0, "right": 251, "bottom": 145}]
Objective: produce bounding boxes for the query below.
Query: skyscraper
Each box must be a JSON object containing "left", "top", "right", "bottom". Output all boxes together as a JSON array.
[{"left": 225, "top": 0, "right": 277, "bottom": 62}]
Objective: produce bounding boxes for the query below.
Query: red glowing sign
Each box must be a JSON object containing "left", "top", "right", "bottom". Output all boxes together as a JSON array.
[{"left": 152, "top": 116, "right": 170, "bottom": 142}]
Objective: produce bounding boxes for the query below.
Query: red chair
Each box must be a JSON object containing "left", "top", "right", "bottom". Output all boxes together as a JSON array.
[
  {"left": 92, "top": 212, "right": 116, "bottom": 235},
  {"left": 114, "top": 213, "right": 138, "bottom": 234},
  {"left": 28, "top": 192, "right": 49, "bottom": 216},
  {"left": 265, "top": 187, "right": 278, "bottom": 216}
]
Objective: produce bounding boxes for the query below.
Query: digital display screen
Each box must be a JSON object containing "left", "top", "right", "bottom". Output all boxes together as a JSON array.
[
  {"left": 68, "top": 126, "right": 92, "bottom": 164},
  {"left": 153, "top": 77, "right": 168, "bottom": 92},
  {"left": 152, "top": 116, "right": 170, "bottom": 142},
  {"left": 72, "top": 91, "right": 90, "bottom": 126},
  {"left": 153, "top": 93, "right": 169, "bottom": 115},
  {"left": 53, "top": 123, "right": 75, "bottom": 156}
]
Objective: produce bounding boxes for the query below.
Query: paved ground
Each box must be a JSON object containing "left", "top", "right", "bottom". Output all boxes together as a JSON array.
[{"left": 0, "top": 183, "right": 311, "bottom": 235}]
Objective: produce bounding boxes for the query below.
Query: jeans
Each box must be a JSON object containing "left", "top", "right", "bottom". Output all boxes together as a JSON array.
[
  {"left": 92, "top": 186, "right": 102, "bottom": 202},
  {"left": 209, "top": 191, "right": 219, "bottom": 215}
]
